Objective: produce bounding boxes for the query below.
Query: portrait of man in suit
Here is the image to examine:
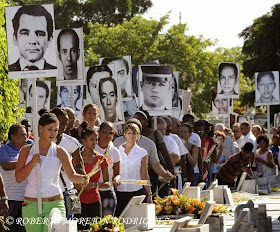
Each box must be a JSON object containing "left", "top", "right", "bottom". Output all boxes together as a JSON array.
[{"left": 7, "top": 5, "right": 56, "bottom": 72}]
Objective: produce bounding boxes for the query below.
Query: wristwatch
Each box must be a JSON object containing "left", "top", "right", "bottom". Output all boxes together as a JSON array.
[{"left": 0, "top": 196, "right": 8, "bottom": 200}]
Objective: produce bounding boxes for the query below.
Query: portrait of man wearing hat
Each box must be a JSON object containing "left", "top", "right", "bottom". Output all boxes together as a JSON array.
[{"left": 139, "top": 65, "right": 173, "bottom": 111}]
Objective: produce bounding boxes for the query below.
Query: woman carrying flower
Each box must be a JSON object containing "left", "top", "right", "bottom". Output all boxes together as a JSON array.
[
  {"left": 95, "top": 121, "right": 121, "bottom": 216},
  {"left": 15, "top": 113, "right": 89, "bottom": 232},
  {"left": 75, "top": 122, "right": 110, "bottom": 230}
]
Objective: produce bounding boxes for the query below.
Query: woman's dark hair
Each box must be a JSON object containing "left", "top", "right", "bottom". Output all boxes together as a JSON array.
[
  {"left": 39, "top": 113, "right": 59, "bottom": 126},
  {"left": 256, "top": 134, "right": 270, "bottom": 145},
  {"left": 81, "top": 121, "right": 98, "bottom": 139},
  {"left": 181, "top": 123, "right": 193, "bottom": 133},
  {"left": 50, "top": 107, "right": 68, "bottom": 119},
  {"left": 99, "top": 121, "right": 115, "bottom": 131}
]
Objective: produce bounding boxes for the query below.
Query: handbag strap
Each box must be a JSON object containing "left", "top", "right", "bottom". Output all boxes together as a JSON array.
[{"left": 60, "top": 172, "right": 68, "bottom": 192}]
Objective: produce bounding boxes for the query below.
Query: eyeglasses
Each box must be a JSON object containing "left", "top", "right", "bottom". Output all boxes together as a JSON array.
[{"left": 101, "top": 130, "right": 115, "bottom": 135}]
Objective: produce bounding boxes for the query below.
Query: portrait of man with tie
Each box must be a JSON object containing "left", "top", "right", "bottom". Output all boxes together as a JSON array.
[{"left": 6, "top": 5, "right": 57, "bottom": 77}]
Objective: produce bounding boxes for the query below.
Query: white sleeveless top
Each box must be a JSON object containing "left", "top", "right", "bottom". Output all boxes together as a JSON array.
[
  {"left": 256, "top": 149, "right": 275, "bottom": 176},
  {"left": 24, "top": 142, "right": 63, "bottom": 198}
]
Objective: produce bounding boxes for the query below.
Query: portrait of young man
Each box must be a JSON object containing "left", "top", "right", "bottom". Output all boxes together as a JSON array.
[
  {"left": 19, "top": 79, "right": 27, "bottom": 107},
  {"left": 26, "top": 80, "right": 51, "bottom": 115},
  {"left": 5, "top": 5, "right": 57, "bottom": 79},
  {"left": 255, "top": 71, "right": 279, "bottom": 106},
  {"left": 100, "top": 56, "right": 132, "bottom": 100},
  {"left": 57, "top": 85, "right": 83, "bottom": 114},
  {"left": 139, "top": 65, "right": 173, "bottom": 116},
  {"left": 56, "top": 28, "right": 84, "bottom": 81},
  {"left": 217, "top": 63, "right": 240, "bottom": 99},
  {"left": 98, "top": 76, "right": 124, "bottom": 123},
  {"left": 212, "top": 87, "right": 229, "bottom": 116}
]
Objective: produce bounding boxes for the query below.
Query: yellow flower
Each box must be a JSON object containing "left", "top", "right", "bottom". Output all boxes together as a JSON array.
[
  {"left": 137, "top": 180, "right": 147, "bottom": 185},
  {"left": 94, "top": 224, "right": 100, "bottom": 231},
  {"left": 155, "top": 205, "right": 162, "bottom": 212},
  {"left": 171, "top": 188, "right": 179, "bottom": 196},
  {"left": 173, "top": 199, "right": 181, "bottom": 205}
]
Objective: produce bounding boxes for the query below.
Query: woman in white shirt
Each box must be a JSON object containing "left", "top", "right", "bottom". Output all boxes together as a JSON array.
[
  {"left": 95, "top": 121, "right": 121, "bottom": 216},
  {"left": 115, "top": 123, "right": 152, "bottom": 217},
  {"left": 15, "top": 113, "right": 88, "bottom": 232}
]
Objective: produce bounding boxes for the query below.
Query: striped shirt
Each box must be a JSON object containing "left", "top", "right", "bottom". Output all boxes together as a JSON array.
[
  {"left": 217, "top": 152, "right": 249, "bottom": 186},
  {"left": 0, "top": 142, "right": 27, "bottom": 201}
]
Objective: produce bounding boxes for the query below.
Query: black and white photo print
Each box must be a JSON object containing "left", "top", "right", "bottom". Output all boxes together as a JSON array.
[
  {"left": 138, "top": 65, "right": 173, "bottom": 116},
  {"left": 217, "top": 63, "right": 240, "bottom": 99},
  {"left": 255, "top": 71, "right": 279, "bottom": 106},
  {"left": 56, "top": 28, "right": 84, "bottom": 83},
  {"left": 57, "top": 85, "right": 83, "bottom": 114},
  {"left": 5, "top": 4, "right": 57, "bottom": 79},
  {"left": 26, "top": 80, "right": 51, "bottom": 115},
  {"left": 100, "top": 56, "right": 132, "bottom": 100}
]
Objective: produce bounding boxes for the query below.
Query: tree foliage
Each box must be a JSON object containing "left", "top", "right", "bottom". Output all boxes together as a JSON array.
[
  {"left": 239, "top": 3, "right": 280, "bottom": 121},
  {"left": 9, "top": 0, "right": 152, "bottom": 31},
  {"left": 0, "top": 0, "right": 24, "bottom": 138},
  {"left": 85, "top": 17, "right": 245, "bottom": 117}
]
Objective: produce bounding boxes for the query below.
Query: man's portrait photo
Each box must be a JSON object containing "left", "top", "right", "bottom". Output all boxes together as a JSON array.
[
  {"left": 138, "top": 65, "right": 173, "bottom": 116},
  {"left": 26, "top": 80, "right": 51, "bottom": 115},
  {"left": 5, "top": 4, "right": 57, "bottom": 79},
  {"left": 217, "top": 63, "right": 240, "bottom": 99},
  {"left": 19, "top": 79, "right": 27, "bottom": 107},
  {"left": 57, "top": 85, "right": 83, "bottom": 114},
  {"left": 100, "top": 56, "right": 132, "bottom": 100},
  {"left": 56, "top": 28, "right": 84, "bottom": 81},
  {"left": 86, "top": 65, "right": 112, "bottom": 105},
  {"left": 212, "top": 87, "right": 229, "bottom": 116},
  {"left": 98, "top": 76, "right": 124, "bottom": 124},
  {"left": 255, "top": 71, "right": 279, "bottom": 106}
]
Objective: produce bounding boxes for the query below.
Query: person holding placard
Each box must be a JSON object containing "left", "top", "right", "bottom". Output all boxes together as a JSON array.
[{"left": 15, "top": 113, "right": 89, "bottom": 232}]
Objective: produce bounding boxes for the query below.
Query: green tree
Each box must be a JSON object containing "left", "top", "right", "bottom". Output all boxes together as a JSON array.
[
  {"left": 85, "top": 17, "right": 244, "bottom": 117},
  {"left": 239, "top": 3, "right": 280, "bottom": 121},
  {"left": 0, "top": 0, "right": 24, "bottom": 138},
  {"left": 9, "top": 0, "right": 152, "bottom": 31}
]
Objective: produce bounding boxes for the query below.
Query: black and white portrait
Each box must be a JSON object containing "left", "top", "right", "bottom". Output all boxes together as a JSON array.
[
  {"left": 26, "top": 80, "right": 51, "bottom": 115},
  {"left": 255, "top": 71, "right": 279, "bottom": 106},
  {"left": 57, "top": 85, "right": 83, "bottom": 114},
  {"left": 5, "top": 4, "right": 57, "bottom": 79},
  {"left": 98, "top": 76, "right": 124, "bottom": 124},
  {"left": 19, "top": 79, "right": 28, "bottom": 107},
  {"left": 217, "top": 63, "right": 240, "bottom": 98},
  {"left": 86, "top": 65, "right": 124, "bottom": 124},
  {"left": 138, "top": 65, "right": 173, "bottom": 116},
  {"left": 212, "top": 87, "right": 229, "bottom": 116},
  {"left": 100, "top": 56, "right": 132, "bottom": 100},
  {"left": 56, "top": 28, "right": 84, "bottom": 83}
]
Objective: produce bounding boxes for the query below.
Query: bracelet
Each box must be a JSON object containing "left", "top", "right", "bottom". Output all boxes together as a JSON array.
[{"left": 0, "top": 196, "right": 8, "bottom": 200}]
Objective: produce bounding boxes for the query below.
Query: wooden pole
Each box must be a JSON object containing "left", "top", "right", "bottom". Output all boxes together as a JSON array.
[
  {"left": 32, "top": 78, "right": 42, "bottom": 215},
  {"left": 267, "top": 105, "right": 271, "bottom": 136}
]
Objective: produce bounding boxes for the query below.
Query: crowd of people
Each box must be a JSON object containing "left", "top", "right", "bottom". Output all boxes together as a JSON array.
[{"left": 0, "top": 104, "right": 280, "bottom": 231}]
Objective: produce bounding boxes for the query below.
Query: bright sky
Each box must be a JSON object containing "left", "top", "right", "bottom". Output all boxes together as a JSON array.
[{"left": 144, "top": 0, "right": 280, "bottom": 48}]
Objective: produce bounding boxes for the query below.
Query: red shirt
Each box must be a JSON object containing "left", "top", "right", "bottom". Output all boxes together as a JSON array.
[{"left": 80, "top": 153, "right": 108, "bottom": 203}]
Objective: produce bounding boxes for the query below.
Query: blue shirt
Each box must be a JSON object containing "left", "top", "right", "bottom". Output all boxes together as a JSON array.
[
  {"left": 270, "top": 144, "right": 280, "bottom": 160},
  {"left": 0, "top": 142, "right": 20, "bottom": 164}
]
